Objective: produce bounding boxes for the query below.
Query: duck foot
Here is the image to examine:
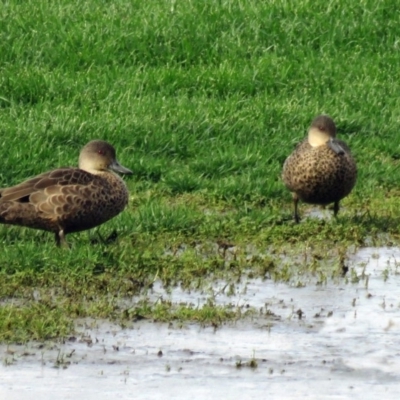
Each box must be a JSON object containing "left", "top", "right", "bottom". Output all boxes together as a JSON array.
[{"left": 91, "top": 229, "right": 119, "bottom": 245}]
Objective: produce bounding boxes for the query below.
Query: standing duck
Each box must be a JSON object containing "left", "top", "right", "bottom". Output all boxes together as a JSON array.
[
  {"left": 282, "top": 115, "right": 357, "bottom": 222},
  {"left": 0, "top": 140, "right": 132, "bottom": 246}
]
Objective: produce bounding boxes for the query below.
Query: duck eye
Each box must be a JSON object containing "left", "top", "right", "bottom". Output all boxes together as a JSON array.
[{"left": 98, "top": 149, "right": 104, "bottom": 155}]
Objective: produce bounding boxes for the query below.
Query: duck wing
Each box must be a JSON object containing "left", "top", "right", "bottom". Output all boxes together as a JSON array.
[
  {"left": 0, "top": 168, "right": 104, "bottom": 220},
  {"left": 0, "top": 168, "right": 95, "bottom": 202},
  {"left": 0, "top": 168, "right": 119, "bottom": 242}
]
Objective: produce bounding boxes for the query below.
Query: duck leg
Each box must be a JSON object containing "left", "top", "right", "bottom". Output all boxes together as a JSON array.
[
  {"left": 292, "top": 193, "right": 301, "bottom": 223},
  {"left": 55, "top": 229, "right": 68, "bottom": 247},
  {"left": 333, "top": 201, "right": 340, "bottom": 217}
]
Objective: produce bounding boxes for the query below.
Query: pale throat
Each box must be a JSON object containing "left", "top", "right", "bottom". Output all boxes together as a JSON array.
[
  {"left": 79, "top": 159, "right": 106, "bottom": 174},
  {"left": 308, "top": 127, "right": 333, "bottom": 147}
]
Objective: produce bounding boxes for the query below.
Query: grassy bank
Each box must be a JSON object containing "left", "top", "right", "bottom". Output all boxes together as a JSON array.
[{"left": 1, "top": 0, "right": 400, "bottom": 341}]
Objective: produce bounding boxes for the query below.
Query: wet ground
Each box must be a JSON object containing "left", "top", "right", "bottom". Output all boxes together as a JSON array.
[{"left": 1, "top": 246, "right": 400, "bottom": 399}]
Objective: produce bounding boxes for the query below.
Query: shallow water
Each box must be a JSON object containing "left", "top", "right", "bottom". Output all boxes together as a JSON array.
[{"left": 1, "top": 247, "right": 400, "bottom": 399}]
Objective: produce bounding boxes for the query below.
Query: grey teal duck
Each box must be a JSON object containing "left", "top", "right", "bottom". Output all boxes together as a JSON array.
[
  {"left": 282, "top": 115, "right": 357, "bottom": 222},
  {"left": 0, "top": 140, "right": 132, "bottom": 246}
]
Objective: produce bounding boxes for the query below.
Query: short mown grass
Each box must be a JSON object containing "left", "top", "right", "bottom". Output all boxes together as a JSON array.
[{"left": 1, "top": 0, "right": 400, "bottom": 342}]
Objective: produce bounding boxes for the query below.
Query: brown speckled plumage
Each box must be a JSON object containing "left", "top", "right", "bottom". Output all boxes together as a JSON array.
[
  {"left": 282, "top": 115, "right": 357, "bottom": 222},
  {"left": 0, "top": 140, "right": 132, "bottom": 246}
]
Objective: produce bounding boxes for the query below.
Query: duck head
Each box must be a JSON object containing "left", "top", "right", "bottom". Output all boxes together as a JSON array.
[
  {"left": 79, "top": 140, "right": 133, "bottom": 175},
  {"left": 308, "top": 115, "right": 344, "bottom": 155}
]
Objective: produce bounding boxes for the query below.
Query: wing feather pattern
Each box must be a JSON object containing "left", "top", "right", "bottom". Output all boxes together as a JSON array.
[{"left": 0, "top": 168, "right": 102, "bottom": 218}]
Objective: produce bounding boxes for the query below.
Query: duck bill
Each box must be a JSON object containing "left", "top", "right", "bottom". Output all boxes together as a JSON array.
[
  {"left": 328, "top": 139, "right": 345, "bottom": 155},
  {"left": 110, "top": 160, "right": 133, "bottom": 175}
]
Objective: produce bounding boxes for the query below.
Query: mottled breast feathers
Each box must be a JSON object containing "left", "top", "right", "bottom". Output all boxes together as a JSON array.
[{"left": 283, "top": 139, "right": 357, "bottom": 205}]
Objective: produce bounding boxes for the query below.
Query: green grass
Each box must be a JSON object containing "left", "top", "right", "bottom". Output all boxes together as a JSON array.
[{"left": 1, "top": 0, "right": 400, "bottom": 341}]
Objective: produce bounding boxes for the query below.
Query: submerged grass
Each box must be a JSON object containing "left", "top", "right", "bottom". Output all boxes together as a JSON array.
[
  {"left": 1, "top": 0, "right": 400, "bottom": 341},
  {"left": 0, "top": 303, "right": 73, "bottom": 343}
]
